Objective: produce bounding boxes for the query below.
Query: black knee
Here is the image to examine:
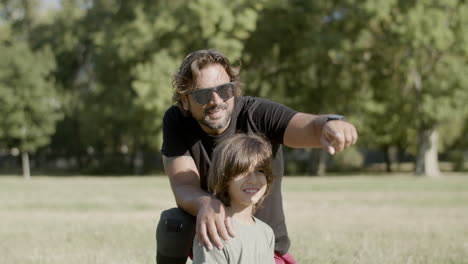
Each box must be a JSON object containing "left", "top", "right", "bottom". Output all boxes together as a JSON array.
[{"left": 156, "top": 208, "right": 196, "bottom": 264}]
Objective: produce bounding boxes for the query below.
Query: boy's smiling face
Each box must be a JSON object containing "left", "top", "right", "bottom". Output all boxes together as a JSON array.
[{"left": 227, "top": 164, "right": 267, "bottom": 209}]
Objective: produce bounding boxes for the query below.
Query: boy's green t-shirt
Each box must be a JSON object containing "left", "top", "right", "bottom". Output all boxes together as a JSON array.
[{"left": 192, "top": 217, "right": 275, "bottom": 264}]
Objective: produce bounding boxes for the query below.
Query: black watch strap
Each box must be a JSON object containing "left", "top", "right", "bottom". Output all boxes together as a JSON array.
[{"left": 326, "top": 115, "right": 345, "bottom": 122}]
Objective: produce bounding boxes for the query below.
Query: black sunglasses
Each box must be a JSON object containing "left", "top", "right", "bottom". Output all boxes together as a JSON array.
[{"left": 187, "top": 82, "right": 235, "bottom": 105}]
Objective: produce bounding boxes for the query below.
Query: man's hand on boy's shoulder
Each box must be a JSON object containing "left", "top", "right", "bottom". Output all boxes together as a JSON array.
[{"left": 196, "top": 197, "right": 235, "bottom": 251}]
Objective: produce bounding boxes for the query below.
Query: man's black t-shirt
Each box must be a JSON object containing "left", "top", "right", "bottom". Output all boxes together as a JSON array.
[{"left": 161, "top": 96, "right": 297, "bottom": 255}]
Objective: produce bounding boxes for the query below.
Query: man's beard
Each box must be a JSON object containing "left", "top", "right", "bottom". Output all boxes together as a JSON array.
[{"left": 198, "top": 103, "right": 232, "bottom": 131}]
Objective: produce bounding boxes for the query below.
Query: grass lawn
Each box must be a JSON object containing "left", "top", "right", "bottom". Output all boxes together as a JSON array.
[{"left": 0, "top": 174, "right": 467, "bottom": 264}]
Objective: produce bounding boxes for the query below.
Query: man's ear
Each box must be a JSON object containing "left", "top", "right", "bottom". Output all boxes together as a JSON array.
[{"left": 181, "top": 95, "right": 189, "bottom": 111}]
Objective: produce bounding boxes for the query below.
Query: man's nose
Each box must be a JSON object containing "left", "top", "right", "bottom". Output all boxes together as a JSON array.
[{"left": 208, "top": 90, "right": 223, "bottom": 105}]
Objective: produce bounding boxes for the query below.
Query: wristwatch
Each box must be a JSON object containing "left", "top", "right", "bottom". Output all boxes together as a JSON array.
[{"left": 326, "top": 115, "right": 345, "bottom": 122}]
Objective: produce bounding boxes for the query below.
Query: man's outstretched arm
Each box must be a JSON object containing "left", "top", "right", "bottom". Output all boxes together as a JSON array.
[
  {"left": 283, "top": 113, "right": 358, "bottom": 154},
  {"left": 163, "top": 155, "right": 235, "bottom": 251}
]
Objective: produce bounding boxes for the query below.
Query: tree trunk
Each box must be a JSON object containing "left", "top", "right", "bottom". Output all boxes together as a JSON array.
[
  {"left": 383, "top": 146, "right": 398, "bottom": 172},
  {"left": 383, "top": 146, "right": 392, "bottom": 172},
  {"left": 22, "top": 151, "right": 31, "bottom": 180},
  {"left": 308, "top": 149, "right": 321, "bottom": 176},
  {"left": 308, "top": 149, "right": 328, "bottom": 176},
  {"left": 415, "top": 126, "right": 441, "bottom": 177},
  {"left": 133, "top": 148, "right": 143, "bottom": 176},
  {"left": 317, "top": 149, "right": 328, "bottom": 176},
  {"left": 412, "top": 64, "right": 440, "bottom": 177}
]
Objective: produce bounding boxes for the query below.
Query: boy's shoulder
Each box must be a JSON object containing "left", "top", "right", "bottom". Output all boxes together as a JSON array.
[{"left": 252, "top": 216, "right": 274, "bottom": 233}]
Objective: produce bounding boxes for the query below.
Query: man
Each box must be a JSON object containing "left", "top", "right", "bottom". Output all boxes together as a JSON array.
[{"left": 156, "top": 49, "right": 358, "bottom": 264}]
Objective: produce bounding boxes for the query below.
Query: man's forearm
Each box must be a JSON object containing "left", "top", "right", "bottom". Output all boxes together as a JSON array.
[
  {"left": 284, "top": 113, "right": 328, "bottom": 148},
  {"left": 163, "top": 154, "right": 215, "bottom": 217},
  {"left": 284, "top": 112, "right": 357, "bottom": 154},
  {"left": 308, "top": 114, "right": 329, "bottom": 146},
  {"left": 171, "top": 183, "right": 214, "bottom": 217}
]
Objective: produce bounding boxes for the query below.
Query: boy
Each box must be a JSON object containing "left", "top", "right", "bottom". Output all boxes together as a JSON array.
[{"left": 192, "top": 134, "right": 276, "bottom": 264}]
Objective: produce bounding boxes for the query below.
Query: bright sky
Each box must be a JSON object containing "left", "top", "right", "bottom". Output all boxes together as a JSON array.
[{"left": 41, "top": 0, "right": 60, "bottom": 10}]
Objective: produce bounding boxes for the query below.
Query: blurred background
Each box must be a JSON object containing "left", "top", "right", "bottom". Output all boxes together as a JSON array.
[{"left": 1, "top": 0, "right": 467, "bottom": 178}]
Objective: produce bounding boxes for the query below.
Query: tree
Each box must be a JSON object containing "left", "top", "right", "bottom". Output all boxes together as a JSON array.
[
  {"left": 357, "top": 0, "right": 468, "bottom": 176},
  {"left": 243, "top": 0, "right": 468, "bottom": 176},
  {"left": 243, "top": 0, "right": 370, "bottom": 175},
  {"left": 64, "top": 0, "right": 264, "bottom": 173},
  {"left": 0, "top": 0, "right": 63, "bottom": 178},
  {"left": 0, "top": 41, "right": 62, "bottom": 178}
]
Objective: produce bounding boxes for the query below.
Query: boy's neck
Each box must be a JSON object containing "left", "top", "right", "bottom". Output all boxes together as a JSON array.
[{"left": 226, "top": 204, "right": 255, "bottom": 226}]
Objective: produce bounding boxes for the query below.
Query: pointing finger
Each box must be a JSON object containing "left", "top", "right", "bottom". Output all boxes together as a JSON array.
[{"left": 321, "top": 134, "right": 336, "bottom": 155}]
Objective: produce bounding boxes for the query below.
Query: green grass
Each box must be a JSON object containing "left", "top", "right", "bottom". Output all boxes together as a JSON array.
[{"left": 1, "top": 174, "right": 467, "bottom": 264}]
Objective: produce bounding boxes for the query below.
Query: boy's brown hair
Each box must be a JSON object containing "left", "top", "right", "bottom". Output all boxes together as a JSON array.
[{"left": 208, "top": 133, "right": 274, "bottom": 209}]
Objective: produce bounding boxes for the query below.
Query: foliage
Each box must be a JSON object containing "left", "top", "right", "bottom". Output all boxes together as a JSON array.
[
  {"left": 359, "top": 0, "right": 468, "bottom": 151},
  {"left": 241, "top": 0, "right": 468, "bottom": 175},
  {"left": 1, "top": 0, "right": 467, "bottom": 174},
  {"left": 0, "top": 40, "right": 61, "bottom": 152},
  {"left": 37, "top": 0, "right": 265, "bottom": 173}
]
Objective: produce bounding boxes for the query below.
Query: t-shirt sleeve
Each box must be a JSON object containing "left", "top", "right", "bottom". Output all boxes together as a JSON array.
[
  {"left": 268, "top": 227, "right": 275, "bottom": 252},
  {"left": 245, "top": 97, "right": 297, "bottom": 144},
  {"left": 256, "top": 218, "right": 276, "bottom": 263},
  {"left": 192, "top": 238, "right": 229, "bottom": 264},
  {"left": 160, "top": 107, "right": 190, "bottom": 157},
  {"left": 258, "top": 218, "right": 275, "bottom": 252}
]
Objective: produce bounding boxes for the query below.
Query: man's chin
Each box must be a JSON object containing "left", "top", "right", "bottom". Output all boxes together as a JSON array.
[{"left": 200, "top": 117, "right": 230, "bottom": 131}]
